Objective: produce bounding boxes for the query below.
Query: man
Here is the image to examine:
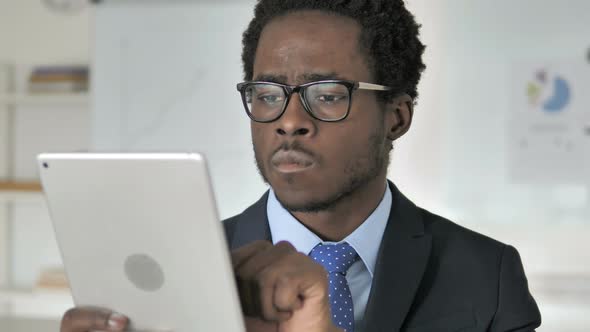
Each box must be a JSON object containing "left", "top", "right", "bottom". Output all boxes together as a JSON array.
[{"left": 61, "top": 0, "right": 541, "bottom": 331}]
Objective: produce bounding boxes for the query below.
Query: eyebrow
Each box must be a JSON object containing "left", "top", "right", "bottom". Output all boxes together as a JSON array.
[
  {"left": 253, "top": 72, "right": 348, "bottom": 84},
  {"left": 301, "top": 72, "right": 346, "bottom": 82},
  {"left": 253, "top": 74, "right": 288, "bottom": 83}
]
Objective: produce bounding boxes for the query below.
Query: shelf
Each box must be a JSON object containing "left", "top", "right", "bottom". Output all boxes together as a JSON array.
[
  {"left": 0, "top": 182, "right": 44, "bottom": 203},
  {"left": 0, "top": 93, "right": 89, "bottom": 106},
  {"left": 0, "top": 182, "right": 42, "bottom": 192}
]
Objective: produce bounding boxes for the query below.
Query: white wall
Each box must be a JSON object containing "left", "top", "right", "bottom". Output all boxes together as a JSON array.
[
  {"left": 92, "top": 0, "right": 262, "bottom": 220},
  {"left": 0, "top": 0, "right": 90, "bottom": 64},
  {"left": 399, "top": 1, "right": 590, "bottom": 330},
  {"left": 391, "top": 0, "right": 448, "bottom": 213},
  {"left": 0, "top": 0, "right": 91, "bottom": 288}
]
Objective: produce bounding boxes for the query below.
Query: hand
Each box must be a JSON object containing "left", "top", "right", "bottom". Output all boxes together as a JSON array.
[
  {"left": 232, "top": 240, "right": 342, "bottom": 332},
  {"left": 59, "top": 307, "right": 128, "bottom": 332},
  {"left": 59, "top": 241, "right": 341, "bottom": 332}
]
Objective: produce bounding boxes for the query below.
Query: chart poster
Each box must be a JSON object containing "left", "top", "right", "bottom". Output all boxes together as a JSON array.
[{"left": 508, "top": 60, "right": 590, "bottom": 184}]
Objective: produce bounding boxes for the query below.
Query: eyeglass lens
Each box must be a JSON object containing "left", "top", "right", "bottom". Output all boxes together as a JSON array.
[{"left": 244, "top": 82, "right": 350, "bottom": 121}]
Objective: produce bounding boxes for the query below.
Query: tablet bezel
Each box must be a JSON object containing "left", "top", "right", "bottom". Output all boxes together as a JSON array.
[{"left": 38, "top": 152, "right": 245, "bottom": 332}]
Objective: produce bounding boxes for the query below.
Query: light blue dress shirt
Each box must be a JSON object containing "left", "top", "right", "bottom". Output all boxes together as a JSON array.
[{"left": 267, "top": 185, "right": 392, "bottom": 331}]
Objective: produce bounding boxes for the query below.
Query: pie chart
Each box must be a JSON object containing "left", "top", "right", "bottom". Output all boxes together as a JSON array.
[{"left": 543, "top": 76, "right": 570, "bottom": 112}]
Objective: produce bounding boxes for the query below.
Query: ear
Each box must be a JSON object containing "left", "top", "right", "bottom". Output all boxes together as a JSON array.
[{"left": 385, "top": 93, "right": 414, "bottom": 141}]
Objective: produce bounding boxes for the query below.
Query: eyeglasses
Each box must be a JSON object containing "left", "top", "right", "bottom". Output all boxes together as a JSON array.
[{"left": 236, "top": 80, "right": 392, "bottom": 123}]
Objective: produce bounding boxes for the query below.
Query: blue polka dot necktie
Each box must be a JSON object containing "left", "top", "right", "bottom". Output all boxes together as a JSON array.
[{"left": 309, "top": 242, "right": 359, "bottom": 332}]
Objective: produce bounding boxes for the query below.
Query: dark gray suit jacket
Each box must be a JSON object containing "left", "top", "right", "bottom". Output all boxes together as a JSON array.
[{"left": 222, "top": 182, "right": 541, "bottom": 332}]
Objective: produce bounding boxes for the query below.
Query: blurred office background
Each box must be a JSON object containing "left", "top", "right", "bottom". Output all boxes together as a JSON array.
[{"left": 0, "top": 0, "right": 588, "bottom": 331}]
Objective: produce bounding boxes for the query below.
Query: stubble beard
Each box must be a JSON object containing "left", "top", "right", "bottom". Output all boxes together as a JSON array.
[{"left": 253, "top": 123, "right": 389, "bottom": 213}]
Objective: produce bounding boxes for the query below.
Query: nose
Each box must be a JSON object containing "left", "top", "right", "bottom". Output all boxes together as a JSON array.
[{"left": 275, "top": 93, "right": 316, "bottom": 137}]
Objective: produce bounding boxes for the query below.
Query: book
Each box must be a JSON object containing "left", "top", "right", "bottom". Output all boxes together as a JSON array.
[
  {"left": 35, "top": 266, "right": 69, "bottom": 289},
  {"left": 28, "top": 65, "right": 89, "bottom": 93}
]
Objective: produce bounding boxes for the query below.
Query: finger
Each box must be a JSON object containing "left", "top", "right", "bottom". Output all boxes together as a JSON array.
[
  {"left": 244, "top": 316, "right": 278, "bottom": 332},
  {"left": 273, "top": 274, "right": 303, "bottom": 313},
  {"left": 292, "top": 258, "right": 330, "bottom": 304},
  {"left": 236, "top": 242, "right": 295, "bottom": 318},
  {"left": 234, "top": 243, "right": 269, "bottom": 316},
  {"left": 60, "top": 307, "right": 128, "bottom": 332},
  {"left": 269, "top": 252, "right": 328, "bottom": 312},
  {"left": 237, "top": 241, "right": 296, "bottom": 278},
  {"left": 257, "top": 270, "right": 293, "bottom": 322},
  {"left": 231, "top": 240, "right": 273, "bottom": 269},
  {"left": 247, "top": 245, "right": 299, "bottom": 322}
]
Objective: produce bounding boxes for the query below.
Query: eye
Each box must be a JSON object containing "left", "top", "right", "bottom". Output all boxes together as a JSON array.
[
  {"left": 307, "top": 83, "right": 349, "bottom": 105},
  {"left": 316, "top": 94, "right": 347, "bottom": 103},
  {"left": 258, "top": 94, "right": 284, "bottom": 105},
  {"left": 246, "top": 85, "right": 285, "bottom": 106},
  {"left": 252, "top": 85, "right": 284, "bottom": 105}
]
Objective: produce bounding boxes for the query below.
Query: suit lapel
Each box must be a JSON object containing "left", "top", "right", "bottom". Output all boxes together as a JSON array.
[
  {"left": 362, "top": 182, "right": 432, "bottom": 332},
  {"left": 230, "top": 191, "right": 272, "bottom": 249},
  {"left": 229, "top": 184, "right": 432, "bottom": 331}
]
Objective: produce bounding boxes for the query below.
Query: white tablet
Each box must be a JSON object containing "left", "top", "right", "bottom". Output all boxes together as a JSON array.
[{"left": 38, "top": 153, "right": 245, "bottom": 332}]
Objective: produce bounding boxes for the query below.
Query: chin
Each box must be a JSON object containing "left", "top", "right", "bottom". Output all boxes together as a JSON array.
[
  {"left": 273, "top": 182, "right": 345, "bottom": 213},
  {"left": 272, "top": 179, "right": 312, "bottom": 200},
  {"left": 275, "top": 191, "right": 326, "bottom": 213}
]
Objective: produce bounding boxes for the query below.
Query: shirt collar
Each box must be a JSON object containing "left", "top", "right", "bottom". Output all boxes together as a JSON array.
[{"left": 267, "top": 185, "right": 392, "bottom": 278}]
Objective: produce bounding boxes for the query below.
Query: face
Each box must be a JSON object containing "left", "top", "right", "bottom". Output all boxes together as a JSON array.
[{"left": 251, "top": 11, "right": 392, "bottom": 212}]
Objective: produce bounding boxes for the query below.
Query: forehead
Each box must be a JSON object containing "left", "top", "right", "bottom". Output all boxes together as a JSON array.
[{"left": 253, "top": 11, "right": 372, "bottom": 83}]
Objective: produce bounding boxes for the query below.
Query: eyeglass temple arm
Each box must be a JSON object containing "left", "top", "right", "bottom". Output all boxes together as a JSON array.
[{"left": 357, "top": 82, "right": 391, "bottom": 91}]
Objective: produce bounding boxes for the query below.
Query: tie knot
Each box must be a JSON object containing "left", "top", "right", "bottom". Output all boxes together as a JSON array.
[{"left": 309, "top": 242, "right": 359, "bottom": 274}]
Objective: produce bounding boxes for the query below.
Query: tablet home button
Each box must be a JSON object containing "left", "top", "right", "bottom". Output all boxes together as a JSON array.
[{"left": 124, "top": 253, "right": 165, "bottom": 292}]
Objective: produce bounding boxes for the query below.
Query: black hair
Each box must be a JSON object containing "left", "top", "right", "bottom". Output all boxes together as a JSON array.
[{"left": 241, "top": 0, "right": 426, "bottom": 102}]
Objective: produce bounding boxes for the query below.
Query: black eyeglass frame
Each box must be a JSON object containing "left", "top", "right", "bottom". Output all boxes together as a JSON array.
[{"left": 236, "top": 80, "right": 392, "bottom": 123}]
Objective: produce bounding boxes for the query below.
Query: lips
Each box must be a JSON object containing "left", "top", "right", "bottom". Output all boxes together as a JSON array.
[{"left": 271, "top": 150, "right": 315, "bottom": 173}]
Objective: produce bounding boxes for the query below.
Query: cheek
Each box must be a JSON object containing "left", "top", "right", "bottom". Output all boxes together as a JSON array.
[
  {"left": 325, "top": 116, "right": 386, "bottom": 166},
  {"left": 320, "top": 122, "right": 375, "bottom": 165},
  {"left": 251, "top": 125, "right": 264, "bottom": 155},
  {"left": 334, "top": 111, "right": 384, "bottom": 148}
]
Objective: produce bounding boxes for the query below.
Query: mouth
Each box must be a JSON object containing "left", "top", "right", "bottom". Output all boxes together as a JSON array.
[{"left": 271, "top": 150, "right": 315, "bottom": 174}]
